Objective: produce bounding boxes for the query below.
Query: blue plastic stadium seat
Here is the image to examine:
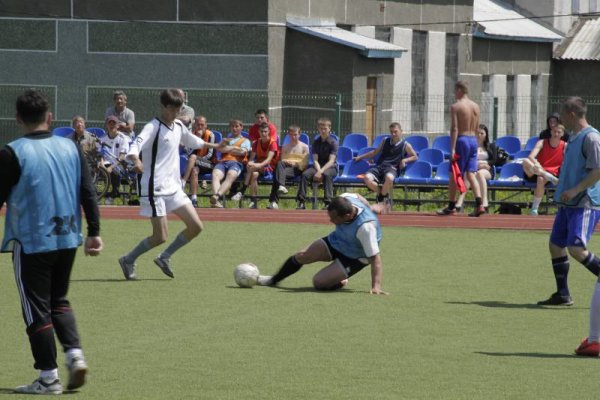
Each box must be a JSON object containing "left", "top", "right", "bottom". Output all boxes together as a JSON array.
[
  {"left": 86, "top": 127, "right": 106, "bottom": 138},
  {"left": 488, "top": 162, "right": 524, "bottom": 187},
  {"left": 372, "top": 134, "right": 390, "bottom": 148},
  {"left": 52, "top": 126, "right": 74, "bottom": 138},
  {"left": 395, "top": 160, "right": 432, "bottom": 184},
  {"left": 496, "top": 136, "right": 522, "bottom": 158},
  {"left": 334, "top": 159, "right": 370, "bottom": 184},
  {"left": 212, "top": 130, "right": 223, "bottom": 144},
  {"left": 513, "top": 150, "right": 531, "bottom": 160},
  {"left": 241, "top": 131, "right": 249, "bottom": 138},
  {"left": 282, "top": 132, "right": 310, "bottom": 147},
  {"left": 432, "top": 136, "right": 451, "bottom": 158},
  {"left": 179, "top": 154, "right": 188, "bottom": 176},
  {"left": 524, "top": 136, "right": 539, "bottom": 151},
  {"left": 336, "top": 146, "right": 354, "bottom": 169},
  {"left": 429, "top": 160, "right": 450, "bottom": 185},
  {"left": 417, "top": 148, "right": 444, "bottom": 170},
  {"left": 405, "top": 135, "right": 429, "bottom": 155},
  {"left": 342, "top": 133, "right": 368, "bottom": 156}
]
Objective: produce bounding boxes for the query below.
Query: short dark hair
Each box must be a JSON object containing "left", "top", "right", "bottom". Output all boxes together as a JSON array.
[
  {"left": 160, "top": 89, "right": 184, "bottom": 108},
  {"left": 255, "top": 109, "right": 268, "bottom": 117},
  {"left": 455, "top": 80, "right": 469, "bottom": 94},
  {"left": 327, "top": 196, "right": 354, "bottom": 216},
  {"left": 16, "top": 89, "right": 50, "bottom": 125},
  {"left": 259, "top": 122, "right": 270, "bottom": 131},
  {"left": 562, "top": 97, "right": 587, "bottom": 118}
]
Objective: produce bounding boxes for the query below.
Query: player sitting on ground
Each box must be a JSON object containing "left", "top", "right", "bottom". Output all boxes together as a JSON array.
[{"left": 258, "top": 193, "right": 388, "bottom": 294}]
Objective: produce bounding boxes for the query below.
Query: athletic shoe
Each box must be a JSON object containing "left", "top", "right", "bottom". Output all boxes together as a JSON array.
[
  {"left": 212, "top": 200, "right": 224, "bottom": 208},
  {"left": 248, "top": 201, "right": 257, "bottom": 209},
  {"left": 118, "top": 256, "right": 137, "bottom": 280},
  {"left": 104, "top": 197, "right": 113, "bottom": 206},
  {"left": 278, "top": 185, "right": 288, "bottom": 194},
  {"left": 436, "top": 207, "right": 456, "bottom": 216},
  {"left": 154, "top": 257, "right": 174, "bottom": 278},
  {"left": 575, "top": 338, "right": 600, "bottom": 357},
  {"left": 209, "top": 194, "right": 219, "bottom": 205},
  {"left": 15, "top": 378, "right": 63, "bottom": 395},
  {"left": 468, "top": 206, "right": 486, "bottom": 217},
  {"left": 267, "top": 202, "right": 279, "bottom": 210},
  {"left": 529, "top": 209, "right": 538, "bottom": 216},
  {"left": 257, "top": 275, "right": 274, "bottom": 286},
  {"left": 66, "top": 355, "right": 88, "bottom": 390},
  {"left": 200, "top": 180, "right": 208, "bottom": 189},
  {"left": 296, "top": 202, "right": 306, "bottom": 210},
  {"left": 537, "top": 292, "right": 573, "bottom": 306},
  {"left": 231, "top": 192, "right": 243, "bottom": 201},
  {"left": 191, "top": 198, "right": 198, "bottom": 208}
]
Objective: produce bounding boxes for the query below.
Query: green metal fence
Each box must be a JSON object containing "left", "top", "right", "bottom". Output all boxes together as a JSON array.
[{"left": 1, "top": 85, "right": 599, "bottom": 146}]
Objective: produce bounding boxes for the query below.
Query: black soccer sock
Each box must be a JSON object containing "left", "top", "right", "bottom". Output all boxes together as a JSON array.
[
  {"left": 271, "top": 256, "right": 303, "bottom": 285},
  {"left": 376, "top": 193, "right": 385, "bottom": 202},
  {"left": 583, "top": 253, "right": 600, "bottom": 276},
  {"left": 552, "top": 256, "right": 570, "bottom": 296},
  {"left": 448, "top": 201, "right": 456, "bottom": 210},
  {"left": 475, "top": 197, "right": 482, "bottom": 208},
  {"left": 240, "top": 184, "right": 248, "bottom": 195}
]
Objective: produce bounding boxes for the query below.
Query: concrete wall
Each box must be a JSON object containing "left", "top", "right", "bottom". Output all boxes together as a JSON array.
[
  {"left": 426, "top": 31, "right": 446, "bottom": 133},
  {"left": 391, "top": 28, "right": 413, "bottom": 132},
  {"left": 551, "top": 61, "right": 600, "bottom": 96}
]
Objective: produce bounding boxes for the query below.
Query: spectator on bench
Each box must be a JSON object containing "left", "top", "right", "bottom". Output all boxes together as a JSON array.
[
  {"left": 104, "top": 90, "right": 135, "bottom": 138},
  {"left": 68, "top": 116, "right": 97, "bottom": 160},
  {"left": 267, "top": 125, "right": 309, "bottom": 210},
  {"left": 248, "top": 108, "right": 278, "bottom": 144},
  {"left": 296, "top": 117, "right": 338, "bottom": 210},
  {"left": 523, "top": 124, "right": 566, "bottom": 215},
  {"left": 98, "top": 116, "right": 130, "bottom": 204},
  {"left": 539, "top": 112, "right": 568, "bottom": 142},
  {"left": 181, "top": 116, "right": 215, "bottom": 207},
  {"left": 455, "top": 124, "right": 498, "bottom": 213},
  {"left": 210, "top": 119, "right": 251, "bottom": 208},
  {"left": 353, "top": 122, "right": 417, "bottom": 205}
]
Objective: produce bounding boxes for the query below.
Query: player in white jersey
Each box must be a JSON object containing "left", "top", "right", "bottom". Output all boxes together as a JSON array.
[{"left": 118, "top": 89, "right": 222, "bottom": 280}]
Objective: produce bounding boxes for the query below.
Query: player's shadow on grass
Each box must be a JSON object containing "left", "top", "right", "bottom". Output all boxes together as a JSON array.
[
  {"left": 71, "top": 278, "right": 168, "bottom": 283},
  {"left": 475, "top": 351, "right": 579, "bottom": 359},
  {"left": 225, "top": 285, "right": 359, "bottom": 293},
  {"left": 446, "top": 301, "right": 585, "bottom": 310}
]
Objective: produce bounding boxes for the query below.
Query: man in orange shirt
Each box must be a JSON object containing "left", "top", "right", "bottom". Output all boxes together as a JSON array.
[
  {"left": 210, "top": 119, "right": 251, "bottom": 208},
  {"left": 248, "top": 109, "right": 278, "bottom": 144}
]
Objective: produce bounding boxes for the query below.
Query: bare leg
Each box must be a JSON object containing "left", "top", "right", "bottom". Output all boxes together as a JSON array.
[
  {"left": 313, "top": 260, "right": 349, "bottom": 290},
  {"left": 381, "top": 174, "right": 394, "bottom": 197},
  {"left": 149, "top": 216, "right": 169, "bottom": 247},
  {"left": 218, "top": 170, "right": 241, "bottom": 196},
  {"left": 190, "top": 167, "right": 199, "bottom": 196},
  {"left": 466, "top": 171, "right": 481, "bottom": 198},
  {"left": 249, "top": 171, "right": 260, "bottom": 197},
  {"left": 212, "top": 169, "right": 224, "bottom": 196},
  {"left": 363, "top": 175, "right": 379, "bottom": 194},
  {"left": 182, "top": 155, "right": 197, "bottom": 183}
]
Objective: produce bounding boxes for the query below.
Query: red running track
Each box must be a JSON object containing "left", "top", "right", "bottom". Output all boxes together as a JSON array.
[{"left": 99, "top": 206, "right": 561, "bottom": 231}]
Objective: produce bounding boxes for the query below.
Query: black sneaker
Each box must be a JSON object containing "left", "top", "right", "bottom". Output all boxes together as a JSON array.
[
  {"left": 436, "top": 207, "right": 457, "bottom": 216},
  {"left": 296, "top": 202, "right": 306, "bottom": 210},
  {"left": 468, "top": 206, "right": 486, "bottom": 217},
  {"left": 537, "top": 292, "right": 573, "bottom": 306}
]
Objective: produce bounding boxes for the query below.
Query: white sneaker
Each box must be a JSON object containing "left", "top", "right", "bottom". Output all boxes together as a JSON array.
[
  {"left": 104, "top": 197, "right": 112, "bottom": 205},
  {"left": 267, "top": 202, "right": 279, "bottom": 210},
  {"left": 257, "top": 275, "right": 274, "bottom": 286},
  {"left": 66, "top": 355, "right": 88, "bottom": 390},
  {"left": 248, "top": 201, "right": 257, "bottom": 209},
  {"left": 15, "top": 378, "right": 63, "bottom": 395},
  {"left": 278, "top": 185, "right": 288, "bottom": 194},
  {"left": 231, "top": 192, "right": 243, "bottom": 201}
]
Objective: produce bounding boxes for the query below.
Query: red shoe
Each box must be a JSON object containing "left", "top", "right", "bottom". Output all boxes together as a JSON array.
[{"left": 575, "top": 337, "right": 600, "bottom": 356}]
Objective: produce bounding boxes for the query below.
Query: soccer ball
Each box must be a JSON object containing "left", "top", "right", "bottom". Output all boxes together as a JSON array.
[{"left": 234, "top": 263, "right": 259, "bottom": 288}]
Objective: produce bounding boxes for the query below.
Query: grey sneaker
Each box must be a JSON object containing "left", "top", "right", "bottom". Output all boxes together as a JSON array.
[
  {"left": 231, "top": 192, "right": 243, "bottom": 201},
  {"left": 118, "top": 256, "right": 137, "bottom": 280},
  {"left": 15, "top": 378, "right": 63, "bottom": 395},
  {"left": 277, "top": 185, "right": 288, "bottom": 194},
  {"left": 267, "top": 202, "right": 279, "bottom": 210},
  {"left": 257, "top": 275, "right": 274, "bottom": 286},
  {"left": 154, "top": 257, "right": 174, "bottom": 278},
  {"left": 66, "top": 356, "right": 88, "bottom": 390}
]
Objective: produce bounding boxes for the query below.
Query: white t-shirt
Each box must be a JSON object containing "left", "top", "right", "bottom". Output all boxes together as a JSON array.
[
  {"left": 128, "top": 118, "right": 205, "bottom": 197},
  {"left": 340, "top": 193, "right": 380, "bottom": 258},
  {"left": 99, "top": 132, "right": 130, "bottom": 166}
]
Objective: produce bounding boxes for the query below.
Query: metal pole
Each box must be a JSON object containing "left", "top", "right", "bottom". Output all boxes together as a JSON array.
[
  {"left": 492, "top": 97, "right": 498, "bottom": 141},
  {"left": 335, "top": 94, "right": 342, "bottom": 136}
]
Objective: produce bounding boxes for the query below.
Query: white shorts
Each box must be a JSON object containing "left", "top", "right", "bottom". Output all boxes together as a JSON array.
[{"left": 140, "top": 189, "right": 191, "bottom": 217}]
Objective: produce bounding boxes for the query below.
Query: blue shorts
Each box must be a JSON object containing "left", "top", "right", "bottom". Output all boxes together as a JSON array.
[
  {"left": 455, "top": 135, "right": 478, "bottom": 174},
  {"left": 214, "top": 160, "right": 243, "bottom": 176},
  {"left": 550, "top": 207, "right": 600, "bottom": 248}
]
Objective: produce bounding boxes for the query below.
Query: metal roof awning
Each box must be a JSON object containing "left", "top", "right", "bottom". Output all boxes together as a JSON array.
[
  {"left": 555, "top": 17, "right": 600, "bottom": 60},
  {"left": 287, "top": 16, "right": 406, "bottom": 58},
  {"left": 473, "top": 0, "right": 563, "bottom": 43}
]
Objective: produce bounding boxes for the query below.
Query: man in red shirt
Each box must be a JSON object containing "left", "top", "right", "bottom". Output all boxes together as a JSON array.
[{"left": 248, "top": 109, "right": 278, "bottom": 144}]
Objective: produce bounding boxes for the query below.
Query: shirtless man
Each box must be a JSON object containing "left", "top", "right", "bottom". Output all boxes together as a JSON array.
[{"left": 437, "top": 80, "right": 485, "bottom": 217}]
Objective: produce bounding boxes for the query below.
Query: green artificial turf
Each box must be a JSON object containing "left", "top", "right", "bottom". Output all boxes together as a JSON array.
[{"left": 0, "top": 219, "right": 598, "bottom": 399}]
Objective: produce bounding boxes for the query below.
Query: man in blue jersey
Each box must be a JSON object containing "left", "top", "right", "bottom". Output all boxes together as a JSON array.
[
  {"left": 258, "top": 193, "right": 388, "bottom": 294},
  {"left": 0, "top": 90, "right": 103, "bottom": 394}
]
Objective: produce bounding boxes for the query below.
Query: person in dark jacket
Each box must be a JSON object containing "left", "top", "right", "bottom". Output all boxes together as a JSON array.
[
  {"left": 455, "top": 124, "right": 497, "bottom": 212},
  {"left": 539, "top": 112, "right": 569, "bottom": 142}
]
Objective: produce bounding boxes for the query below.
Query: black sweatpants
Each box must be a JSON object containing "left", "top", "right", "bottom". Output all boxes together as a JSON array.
[{"left": 12, "top": 243, "right": 81, "bottom": 370}]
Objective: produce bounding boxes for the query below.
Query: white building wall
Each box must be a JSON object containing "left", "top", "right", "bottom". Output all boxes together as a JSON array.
[
  {"left": 490, "top": 74, "right": 507, "bottom": 137},
  {"left": 352, "top": 25, "right": 375, "bottom": 38},
  {"left": 513, "top": 74, "right": 531, "bottom": 141},
  {"left": 391, "top": 27, "right": 412, "bottom": 132},
  {"left": 426, "top": 31, "right": 446, "bottom": 133}
]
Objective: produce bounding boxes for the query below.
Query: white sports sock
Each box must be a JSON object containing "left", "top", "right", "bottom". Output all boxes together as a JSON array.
[
  {"left": 589, "top": 282, "right": 600, "bottom": 342},
  {"left": 531, "top": 196, "right": 542, "bottom": 211},
  {"left": 541, "top": 171, "right": 559, "bottom": 184},
  {"left": 191, "top": 194, "right": 197, "bottom": 200},
  {"left": 40, "top": 368, "right": 58, "bottom": 382},
  {"left": 66, "top": 348, "right": 84, "bottom": 364}
]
